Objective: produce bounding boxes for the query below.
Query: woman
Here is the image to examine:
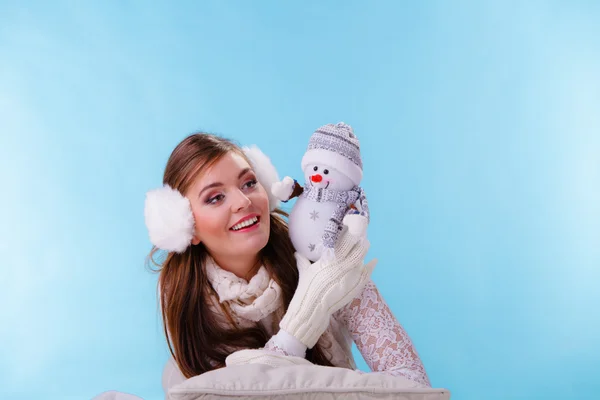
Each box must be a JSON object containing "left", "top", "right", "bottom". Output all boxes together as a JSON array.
[{"left": 144, "top": 128, "right": 431, "bottom": 394}]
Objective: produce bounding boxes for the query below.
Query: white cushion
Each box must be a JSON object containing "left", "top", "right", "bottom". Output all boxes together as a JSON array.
[
  {"left": 91, "top": 390, "right": 144, "bottom": 400},
  {"left": 168, "top": 364, "right": 450, "bottom": 400}
]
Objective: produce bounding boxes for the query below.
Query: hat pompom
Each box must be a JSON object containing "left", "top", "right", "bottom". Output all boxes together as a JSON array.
[
  {"left": 144, "top": 185, "right": 195, "bottom": 253},
  {"left": 242, "top": 145, "right": 281, "bottom": 211}
]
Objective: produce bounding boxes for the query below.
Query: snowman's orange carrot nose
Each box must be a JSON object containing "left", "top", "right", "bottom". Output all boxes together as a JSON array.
[{"left": 311, "top": 174, "right": 323, "bottom": 183}]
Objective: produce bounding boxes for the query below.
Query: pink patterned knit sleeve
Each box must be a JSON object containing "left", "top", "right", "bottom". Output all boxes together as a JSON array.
[{"left": 335, "top": 280, "right": 431, "bottom": 387}]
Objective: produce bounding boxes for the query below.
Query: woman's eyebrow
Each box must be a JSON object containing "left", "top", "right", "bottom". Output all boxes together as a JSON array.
[
  {"left": 198, "top": 168, "right": 252, "bottom": 198},
  {"left": 237, "top": 167, "right": 251, "bottom": 179}
]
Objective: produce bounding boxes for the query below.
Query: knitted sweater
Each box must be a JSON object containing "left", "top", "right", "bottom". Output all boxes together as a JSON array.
[{"left": 161, "top": 258, "right": 431, "bottom": 392}]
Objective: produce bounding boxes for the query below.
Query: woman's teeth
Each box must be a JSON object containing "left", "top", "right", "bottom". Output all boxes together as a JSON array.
[{"left": 231, "top": 216, "right": 259, "bottom": 231}]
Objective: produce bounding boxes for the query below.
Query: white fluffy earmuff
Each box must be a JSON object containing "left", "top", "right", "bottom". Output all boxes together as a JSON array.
[
  {"left": 144, "top": 145, "right": 280, "bottom": 253},
  {"left": 144, "top": 184, "right": 195, "bottom": 254}
]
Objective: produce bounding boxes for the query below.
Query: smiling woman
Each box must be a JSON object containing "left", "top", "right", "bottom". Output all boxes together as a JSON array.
[{"left": 139, "top": 131, "right": 430, "bottom": 398}]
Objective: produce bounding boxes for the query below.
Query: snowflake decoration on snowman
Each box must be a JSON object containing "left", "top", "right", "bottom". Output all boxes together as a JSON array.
[{"left": 272, "top": 122, "right": 370, "bottom": 262}]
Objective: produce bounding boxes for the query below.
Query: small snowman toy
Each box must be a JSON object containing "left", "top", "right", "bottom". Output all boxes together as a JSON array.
[{"left": 272, "top": 122, "right": 369, "bottom": 262}]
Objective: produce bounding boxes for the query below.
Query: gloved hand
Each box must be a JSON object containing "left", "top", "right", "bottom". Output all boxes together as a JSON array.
[
  {"left": 225, "top": 348, "right": 313, "bottom": 368},
  {"left": 279, "top": 219, "right": 377, "bottom": 349}
]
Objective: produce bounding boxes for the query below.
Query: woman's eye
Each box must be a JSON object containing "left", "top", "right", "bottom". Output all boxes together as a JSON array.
[
  {"left": 206, "top": 194, "right": 224, "bottom": 204},
  {"left": 313, "top": 166, "right": 318, "bottom": 171},
  {"left": 243, "top": 179, "right": 258, "bottom": 190}
]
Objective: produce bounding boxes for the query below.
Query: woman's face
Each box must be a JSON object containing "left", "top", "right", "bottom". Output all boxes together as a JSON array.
[{"left": 185, "top": 151, "right": 270, "bottom": 264}]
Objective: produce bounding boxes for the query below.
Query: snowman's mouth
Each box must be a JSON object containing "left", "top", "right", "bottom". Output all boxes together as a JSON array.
[{"left": 311, "top": 181, "right": 330, "bottom": 189}]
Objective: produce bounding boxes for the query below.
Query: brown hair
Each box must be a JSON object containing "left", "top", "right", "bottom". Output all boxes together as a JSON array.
[{"left": 147, "top": 133, "right": 333, "bottom": 378}]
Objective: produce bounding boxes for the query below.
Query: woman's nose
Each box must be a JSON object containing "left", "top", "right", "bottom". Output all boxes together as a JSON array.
[
  {"left": 311, "top": 174, "right": 322, "bottom": 183},
  {"left": 232, "top": 189, "right": 251, "bottom": 211}
]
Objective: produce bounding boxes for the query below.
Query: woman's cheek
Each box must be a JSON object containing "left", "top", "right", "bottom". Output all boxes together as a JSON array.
[
  {"left": 253, "top": 188, "right": 269, "bottom": 209},
  {"left": 193, "top": 205, "right": 217, "bottom": 235}
]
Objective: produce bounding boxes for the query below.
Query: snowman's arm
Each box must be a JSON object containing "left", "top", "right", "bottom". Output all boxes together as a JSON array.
[
  {"left": 281, "top": 179, "right": 304, "bottom": 202},
  {"left": 350, "top": 187, "right": 369, "bottom": 222},
  {"left": 272, "top": 177, "right": 304, "bottom": 202},
  {"left": 290, "top": 180, "right": 304, "bottom": 199}
]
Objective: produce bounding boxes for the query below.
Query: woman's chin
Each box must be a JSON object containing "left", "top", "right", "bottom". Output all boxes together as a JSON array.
[
  {"left": 247, "top": 232, "right": 270, "bottom": 253},
  {"left": 229, "top": 228, "right": 269, "bottom": 253}
]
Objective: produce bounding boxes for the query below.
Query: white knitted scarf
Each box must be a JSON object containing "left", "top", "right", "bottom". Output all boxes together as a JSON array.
[
  {"left": 204, "top": 258, "right": 356, "bottom": 371},
  {"left": 205, "top": 257, "right": 282, "bottom": 323}
]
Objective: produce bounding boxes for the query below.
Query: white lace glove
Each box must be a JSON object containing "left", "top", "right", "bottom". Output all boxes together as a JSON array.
[{"left": 279, "top": 216, "right": 377, "bottom": 349}]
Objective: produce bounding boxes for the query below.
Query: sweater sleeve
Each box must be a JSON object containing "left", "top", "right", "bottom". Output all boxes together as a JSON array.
[{"left": 334, "top": 280, "right": 431, "bottom": 387}]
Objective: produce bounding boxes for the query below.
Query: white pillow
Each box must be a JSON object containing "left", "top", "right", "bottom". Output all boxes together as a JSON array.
[{"left": 168, "top": 364, "right": 450, "bottom": 400}]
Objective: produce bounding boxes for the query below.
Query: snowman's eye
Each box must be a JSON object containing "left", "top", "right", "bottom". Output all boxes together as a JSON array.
[
  {"left": 323, "top": 169, "right": 329, "bottom": 175},
  {"left": 313, "top": 166, "right": 318, "bottom": 171}
]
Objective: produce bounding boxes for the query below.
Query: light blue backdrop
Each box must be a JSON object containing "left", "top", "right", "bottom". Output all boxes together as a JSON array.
[{"left": 1, "top": 1, "right": 598, "bottom": 399}]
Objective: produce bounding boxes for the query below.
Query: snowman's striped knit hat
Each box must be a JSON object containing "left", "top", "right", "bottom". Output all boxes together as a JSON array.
[{"left": 301, "top": 122, "right": 363, "bottom": 186}]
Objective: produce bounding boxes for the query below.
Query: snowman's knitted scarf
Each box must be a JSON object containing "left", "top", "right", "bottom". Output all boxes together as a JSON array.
[{"left": 301, "top": 183, "right": 370, "bottom": 249}]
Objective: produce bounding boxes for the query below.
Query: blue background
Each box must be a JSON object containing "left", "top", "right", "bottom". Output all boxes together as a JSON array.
[{"left": 1, "top": 1, "right": 599, "bottom": 399}]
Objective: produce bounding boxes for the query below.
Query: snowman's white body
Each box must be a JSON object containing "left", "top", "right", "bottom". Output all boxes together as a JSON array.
[
  {"left": 288, "top": 164, "right": 356, "bottom": 262},
  {"left": 289, "top": 197, "right": 340, "bottom": 261}
]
